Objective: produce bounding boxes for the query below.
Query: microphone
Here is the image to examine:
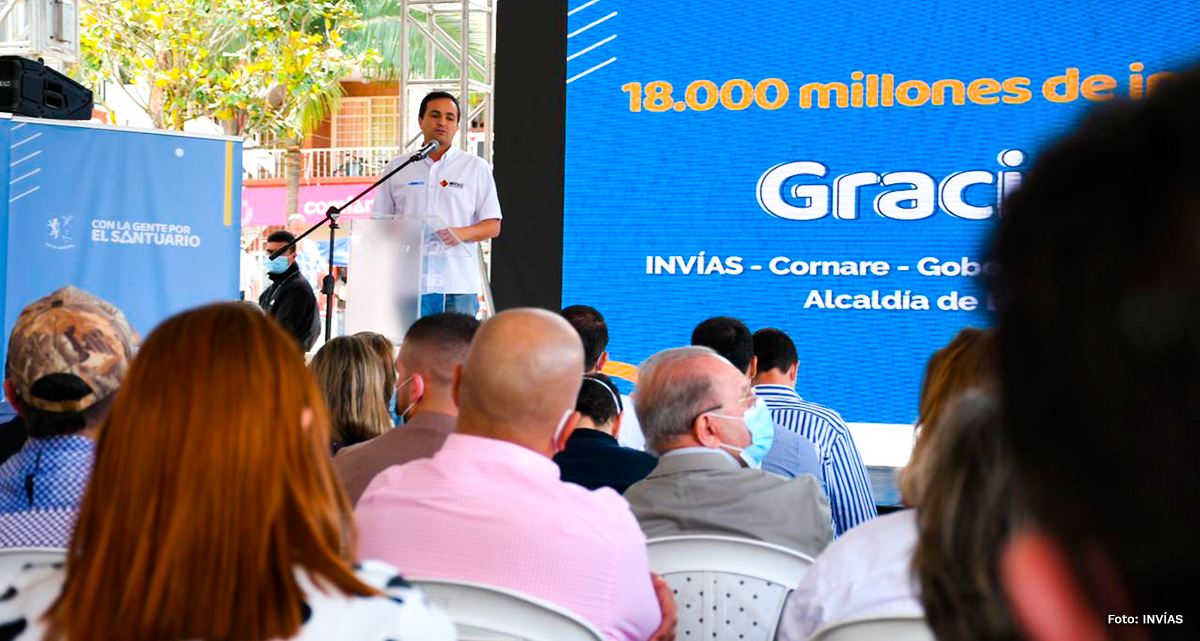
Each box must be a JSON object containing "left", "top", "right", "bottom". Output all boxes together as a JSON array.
[{"left": 411, "top": 139, "right": 441, "bottom": 160}]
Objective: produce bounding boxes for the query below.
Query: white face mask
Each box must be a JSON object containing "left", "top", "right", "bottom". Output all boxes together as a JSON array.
[
  {"left": 552, "top": 409, "right": 572, "bottom": 453},
  {"left": 708, "top": 398, "right": 775, "bottom": 470},
  {"left": 396, "top": 375, "right": 417, "bottom": 424}
]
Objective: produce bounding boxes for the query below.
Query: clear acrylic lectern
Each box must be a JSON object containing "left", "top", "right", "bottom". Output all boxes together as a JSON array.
[{"left": 344, "top": 214, "right": 471, "bottom": 342}]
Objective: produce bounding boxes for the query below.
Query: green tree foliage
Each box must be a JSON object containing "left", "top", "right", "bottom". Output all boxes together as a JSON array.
[
  {"left": 347, "top": 2, "right": 485, "bottom": 83},
  {"left": 78, "top": 0, "right": 378, "bottom": 140},
  {"left": 79, "top": 0, "right": 380, "bottom": 217}
]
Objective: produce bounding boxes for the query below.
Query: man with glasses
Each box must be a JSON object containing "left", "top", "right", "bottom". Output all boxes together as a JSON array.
[
  {"left": 623, "top": 346, "right": 833, "bottom": 556},
  {"left": 693, "top": 316, "right": 826, "bottom": 482}
]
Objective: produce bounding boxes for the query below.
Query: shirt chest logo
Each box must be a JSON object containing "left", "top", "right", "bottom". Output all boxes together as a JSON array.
[{"left": 440, "top": 180, "right": 465, "bottom": 189}]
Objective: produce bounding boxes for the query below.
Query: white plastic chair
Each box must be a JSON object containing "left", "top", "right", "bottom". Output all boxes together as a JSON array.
[
  {"left": 410, "top": 578, "right": 604, "bottom": 641},
  {"left": 646, "top": 534, "right": 815, "bottom": 641},
  {"left": 808, "top": 615, "right": 935, "bottom": 641},
  {"left": 0, "top": 547, "right": 67, "bottom": 584}
]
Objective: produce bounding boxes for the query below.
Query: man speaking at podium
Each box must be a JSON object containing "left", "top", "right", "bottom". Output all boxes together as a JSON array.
[{"left": 373, "top": 92, "right": 502, "bottom": 317}]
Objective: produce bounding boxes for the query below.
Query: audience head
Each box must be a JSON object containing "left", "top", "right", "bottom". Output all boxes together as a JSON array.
[
  {"left": 691, "top": 316, "right": 756, "bottom": 377},
  {"left": 901, "top": 327, "right": 996, "bottom": 504},
  {"left": 265, "top": 230, "right": 298, "bottom": 272},
  {"left": 636, "top": 346, "right": 752, "bottom": 458},
  {"left": 396, "top": 312, "right": 479, "bottom": 419},
  {"left": 310, "top": 336, "right": 391, "bottom": 449},
  {"left": 355, "top": 331, "right": 398, "bottom": 413},
  {"left": 48, "top": 303, "right": 374, "bottom": 640},
  {"left": 751, "top": 327, "right": 798, "bottom": 386},
  {"left": 560, "top": 304, "right": 609, "bottom": 372},
  {"left": 910, "top": 391, "right": 1018, "bottom": 641},
  {"left": 4, "top": 286, "right": 137, "bottom": 439},
  {"left": 455, "top": 308, "right": 584, "bottom": 456},
  {"left": 286, "top": 213, "right": 307, "bottom": 236},
  {"left": 991, "top": 68, "right": 1200, "bottom": 638},
  {"left": 574, "top": 372, "right": 623, "bottom": 435}
]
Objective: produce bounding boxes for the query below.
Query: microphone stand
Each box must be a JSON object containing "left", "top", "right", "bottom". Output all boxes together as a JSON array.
[{"left": 269, "top": 143, "right": 437, "bottom": 343}]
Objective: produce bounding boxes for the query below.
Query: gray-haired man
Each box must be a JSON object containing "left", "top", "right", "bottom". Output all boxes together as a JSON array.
[{"left": 623, "top": 346, "right": 833, "bottom": 557}]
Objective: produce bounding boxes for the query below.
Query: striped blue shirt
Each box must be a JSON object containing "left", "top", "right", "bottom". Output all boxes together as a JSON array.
[{"left": 753, "top": 384, "right": 876, "bottom": 535}]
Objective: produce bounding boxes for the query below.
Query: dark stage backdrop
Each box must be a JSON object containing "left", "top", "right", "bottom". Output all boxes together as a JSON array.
[{"left": 491, "top": 1, "right": 567, "bottom": 311}]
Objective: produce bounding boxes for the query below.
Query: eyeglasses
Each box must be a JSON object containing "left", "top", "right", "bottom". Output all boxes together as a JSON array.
[{"left": 691, "top": 394, "right": 757, "bottom": 423}]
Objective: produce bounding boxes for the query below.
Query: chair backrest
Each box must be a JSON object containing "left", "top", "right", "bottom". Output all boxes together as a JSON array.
[
  {"left": 410, "top": 578, "right": 605, "bottom": 641},
  {"left": 809, "top": 615, "right": 935, "bottom": 641},
  {"left": 0, "top": 547, "right": 67, "bottom": 585},
  {"left": 646, "top": 534, "right": 815, "bottom": 641}
]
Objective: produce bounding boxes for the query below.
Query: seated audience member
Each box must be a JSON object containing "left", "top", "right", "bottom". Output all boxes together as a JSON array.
[
  {"left": 693, "top": 317, "right": 824, "bottom": 482},
  {"left": 259, "top": 230, "right": 320, "bottom": 351},
  {"left": 624, "top": 346, "right": 833, "bottom": 556},
  {"left": 749, "top": 326, "right": 877, "bottom": 535},
  {"left": 553, "top": 372, "right": 657, "bottom": 493},
  {"left": 355, "top": 309, "right": 673, "bottom": 640},
  {"left": 355, "top": 332, "right": 399, "bottom": 425},
  {"left": 311, "top": 336, "right": 392, "bottom": 454},
  {"left": 336, "top": 313, "right": 479, "bottom": 504},
  {"left": 0, "top": 286, "right": 136, "bottom": 549},
  {"left": 911, "top": 392, "right": 1019, "bottom": 640},
  {"left": 561, "top": 304, "right": 645, "bottom": 450},
  {"left": 0, "top": 303, "right": 452, "bottom": 640},
  {"left": 991, "top": 69, "right": 1200, "bottom": 640},
  {"left": 777, "top": 327, "right": 996, "bottom": 639}
]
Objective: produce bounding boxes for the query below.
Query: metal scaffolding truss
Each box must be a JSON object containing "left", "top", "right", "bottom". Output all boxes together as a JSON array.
[
  {"left": 398, "top": 0, "right": 495, "bottom": 163},
  {"left": 0, "top": 0, "right": 79, "bottom": 69}
]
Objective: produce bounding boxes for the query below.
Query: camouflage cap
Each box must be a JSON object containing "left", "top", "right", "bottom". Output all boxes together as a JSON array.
[{"left": 6, "top": 286, "right": 138, "bottom": 413}]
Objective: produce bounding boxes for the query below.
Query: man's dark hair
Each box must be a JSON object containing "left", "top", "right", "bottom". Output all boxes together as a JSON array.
[
  {"left": 400, "top": 312, "right": 480, "bottom": 387},
  {"left": 418, "top": 91, "right": 461, "bottom": 120},
  {"left": 404, "top": 311, "right": 480, "bottom": 347},
  {"left": 575, "top": 373, "right": 622, "bottom": 428},
  {"left": 266, "top": 230, "right": 297, "bottom": 255},
  {"left": 990, "top": 66, "right": 1200, "bottom": 627},
  {"left": 691, "top": 316, "right": 753, "bottom": 374},
  {"left": 753, "top": 328, "right": 798, "bottom": 374},
  {"left": 560, "top": 305, "right": 608, "bottom": 372}
]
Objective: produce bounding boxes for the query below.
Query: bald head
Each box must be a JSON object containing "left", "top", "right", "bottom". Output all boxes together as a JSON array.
[{"left": 456, "top": 309, "right": 585, "bottom": 448}]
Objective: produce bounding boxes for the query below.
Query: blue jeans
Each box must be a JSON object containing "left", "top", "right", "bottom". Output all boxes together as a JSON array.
[{"left": 421, "top": 293, "right": 480, "bottom": 318}]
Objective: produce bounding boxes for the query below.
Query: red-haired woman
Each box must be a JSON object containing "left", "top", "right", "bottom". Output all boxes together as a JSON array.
[{"left": 0, "top": 303, "right": 453, "bottom": 640}]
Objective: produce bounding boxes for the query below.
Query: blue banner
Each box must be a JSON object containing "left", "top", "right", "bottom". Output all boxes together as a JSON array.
[
  {"left": 2, "top": 118, "right": 240, "bottom": 369},
  {"left": 563, "top": 0, "right": 1200, "bottom": 424}
]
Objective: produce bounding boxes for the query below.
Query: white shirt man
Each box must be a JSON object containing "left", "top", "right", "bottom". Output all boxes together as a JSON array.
[{"left": 373, "top": 93, "right": 501, "bottom": 317}]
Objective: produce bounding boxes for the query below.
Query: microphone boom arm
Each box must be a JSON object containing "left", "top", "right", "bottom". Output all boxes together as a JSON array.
[{"left": 267, "top": 141, "right": 440, "bottom": 344}]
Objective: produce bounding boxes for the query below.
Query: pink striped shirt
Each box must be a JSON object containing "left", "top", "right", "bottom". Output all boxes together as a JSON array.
[{"left": 355, "top": 433, "right": 662, "bottom": 640}]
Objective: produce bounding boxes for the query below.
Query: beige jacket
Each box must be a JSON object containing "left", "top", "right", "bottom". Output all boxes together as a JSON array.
[{"left": 624, "top": 449, "right": 834, "bottom": 557}]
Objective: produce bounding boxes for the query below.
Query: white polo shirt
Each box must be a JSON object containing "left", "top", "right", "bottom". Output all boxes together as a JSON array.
[{"left": 373, "top": 145, "right": 502, "bottom": 294}]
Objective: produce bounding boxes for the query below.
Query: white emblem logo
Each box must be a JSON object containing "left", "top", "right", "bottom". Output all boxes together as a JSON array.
[{"left": 46, "top": 215, "right": 75, "bottom": 250}]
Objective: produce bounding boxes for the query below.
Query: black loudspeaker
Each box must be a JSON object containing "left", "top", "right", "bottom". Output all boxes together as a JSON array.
[{"left": 0, "top": 56, "right": 93, "bottom": 120}]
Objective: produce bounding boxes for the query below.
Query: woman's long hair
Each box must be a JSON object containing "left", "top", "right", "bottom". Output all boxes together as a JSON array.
[
  {"left": 46, "top": 303, "right": 375, "bottom": 640},
  {"left": 355, "top": 332, "right": 398, "bottom": 408},
  {"left": 310, "top": 336, "right": 392, "bottom": 449},
  {"left": 901, "top": 327, "right": 996, "bottom": 503},
  {"left": 910, "top": 391, "right": 1020, "bottom": 641}
]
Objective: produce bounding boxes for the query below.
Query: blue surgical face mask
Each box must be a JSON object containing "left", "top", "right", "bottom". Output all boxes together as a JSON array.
[
  {"left": 387, "top": 389, "right": 400, "bottom": 427},
  {"left": 266, "top": 256, "right": 290, "bottom": 274},
  {"left": 710, "top": 398, "right": 775, "bottom": 469}
]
